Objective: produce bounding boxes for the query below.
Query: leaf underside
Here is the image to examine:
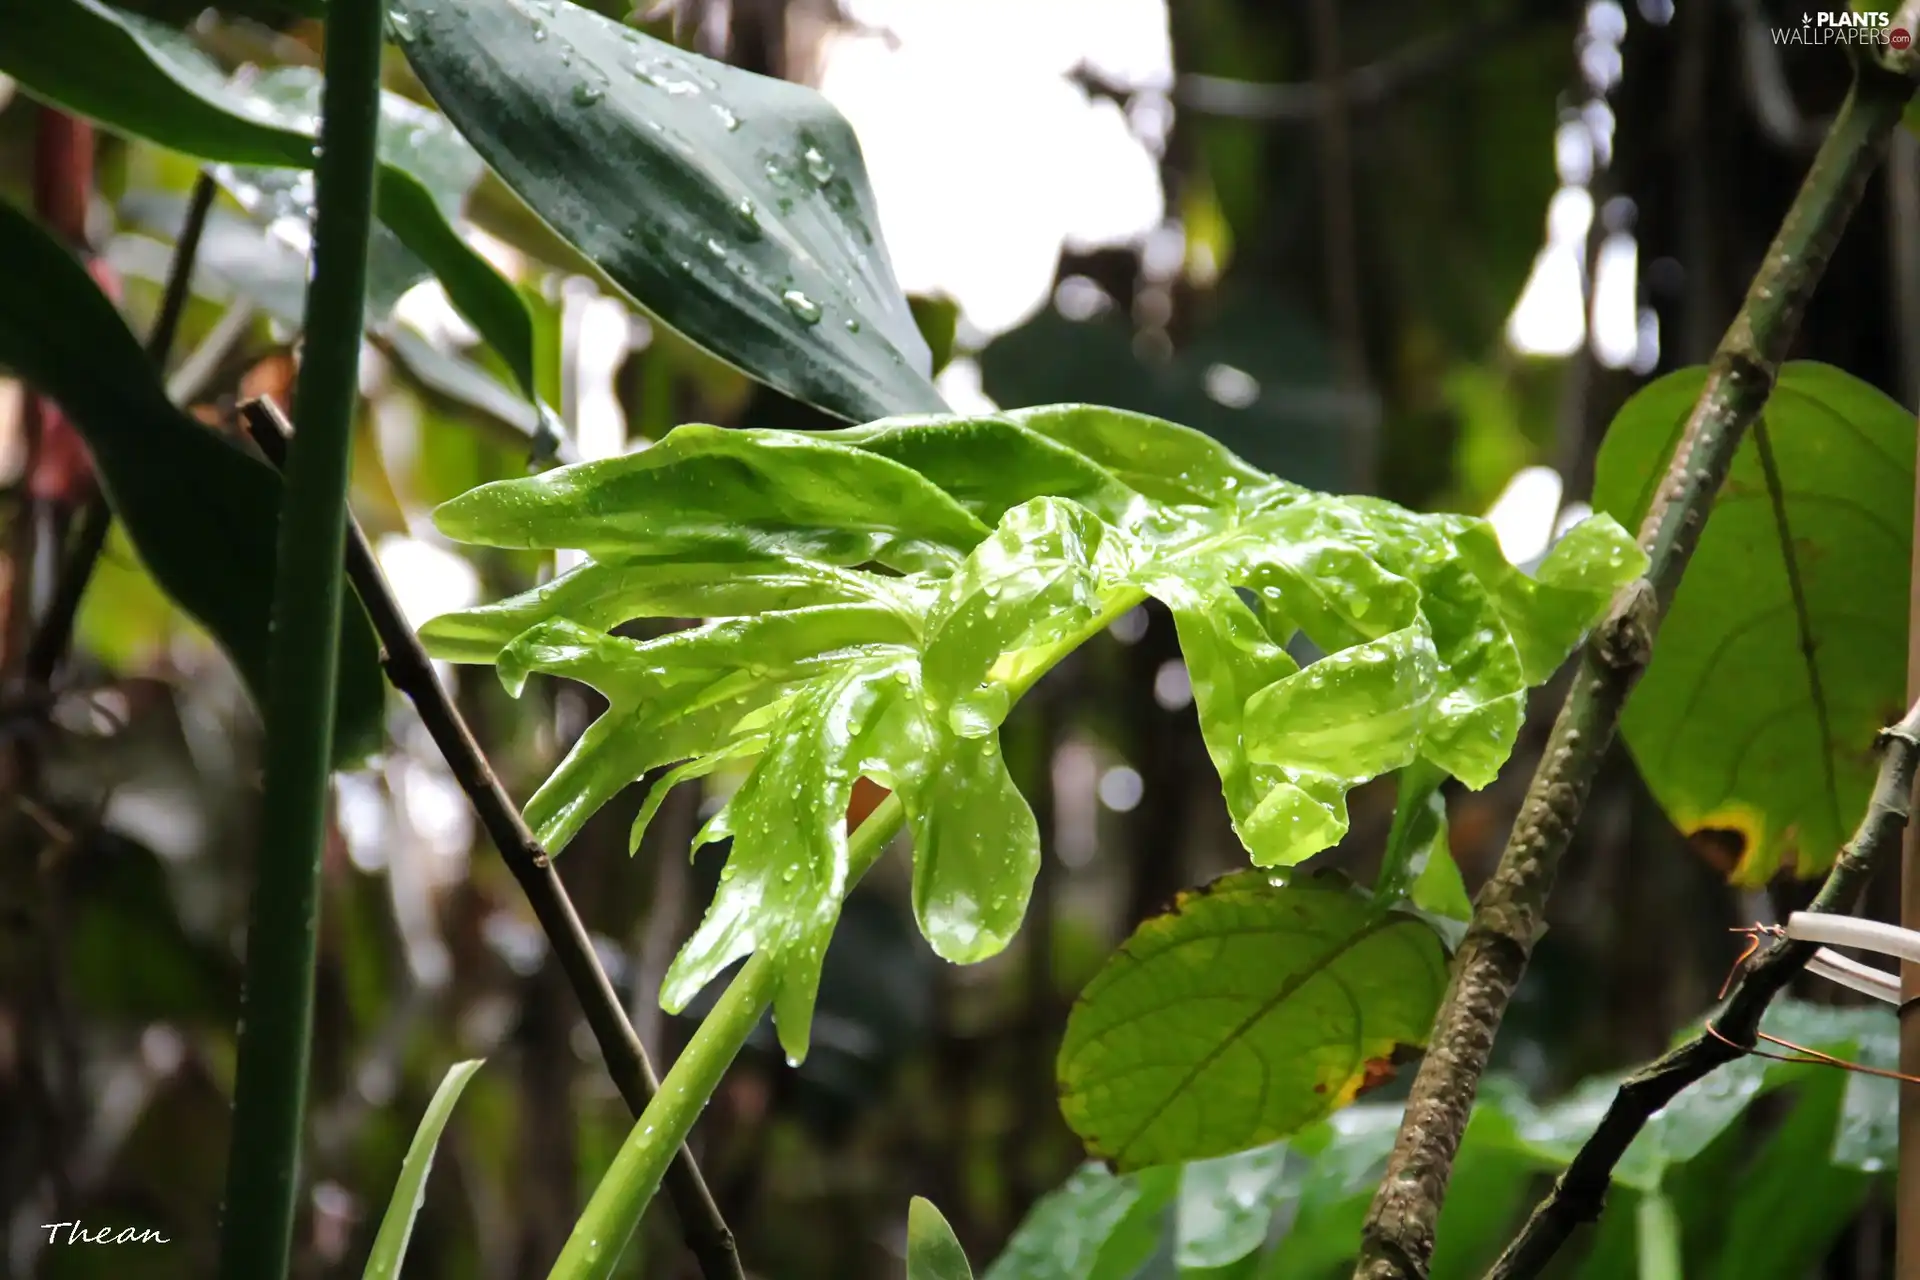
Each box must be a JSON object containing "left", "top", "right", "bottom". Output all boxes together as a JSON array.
[
  {"left": 424, "top": 404, "right": 1646, "bottom": 1059},
  {"left": 1594, "top": 361, "right": 1914, "bottom": 882}
]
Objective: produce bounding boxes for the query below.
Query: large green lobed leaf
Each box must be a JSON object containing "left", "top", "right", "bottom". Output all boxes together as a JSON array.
[
  {"left": 1594, "top": 362, "right": 1913, "bottom": 881},
  {"left": 389, "top": 0, "right": 946, "bottom": 423},
  {"left": 425, "top": 405, "right": 1645, "bottom": 1059}
]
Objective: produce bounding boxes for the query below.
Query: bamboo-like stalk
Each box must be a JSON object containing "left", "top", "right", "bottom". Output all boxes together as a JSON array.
[{"left": 216, "top": 2, "right": 386, "bottom": 1276}]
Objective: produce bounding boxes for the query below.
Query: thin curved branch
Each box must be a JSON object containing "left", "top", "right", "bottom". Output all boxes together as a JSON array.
[{"left": 1488, "top": 697, "right": 1920, "bottom": 1279}]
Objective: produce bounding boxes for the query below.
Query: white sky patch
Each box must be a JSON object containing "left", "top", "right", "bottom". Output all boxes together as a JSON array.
[
  {"left": 376, "top": 534, "right": 480, "bottom": 629},
  {"left": 1483, "top": 465, "right": 1565, "bottom": 565},
  {"left": 818, "top": 0, "right": 1171, "bottom": 336}
]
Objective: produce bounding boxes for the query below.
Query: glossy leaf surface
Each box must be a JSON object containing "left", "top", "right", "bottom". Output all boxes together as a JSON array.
[
  {"left": 0, "top": 201, "right": 385, "bottom": 761},
  {"left": 0, "top": 0, "right": 540, "bottom": 416},
  {"left": 1056, "top": 871, "right": 1448, "bottom": 1168},
  {"left": 390, "top": 0, "right": 945, "bottom": 423},
  {"left": 427, "top": 405, "right": 1643, "bottom": 1059},
  {"left": 1594, "top": 361, "right": 1913, "bottom": 881}
]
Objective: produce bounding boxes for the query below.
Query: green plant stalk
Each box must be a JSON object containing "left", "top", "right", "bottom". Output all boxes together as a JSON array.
[
  {"left": 216, "top": 3, "right": 386, "bottom": 1277},
  {"left": 549, "top": 592, "right": 1147, "bottom": 1280},
  {"left": 1352, "top": 55, "right": 1919, "bottom": 1280},
  {"left": 550, "top": 796, "right": 905, "bottom": 1280}
]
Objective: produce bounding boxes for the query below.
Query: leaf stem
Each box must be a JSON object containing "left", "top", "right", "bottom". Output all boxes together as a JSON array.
[
  {"left": 216, "top": 3, "right": 385, "bottom": 1276},
  {"left": 239, "top": 400, "right": 744, "bottom": 1280},
  {"left": 1351, "top": 56, "right": 1918, "bottom": 1280},
  {"left": 1487, "top": 696, "right": 1920, "bottom": 1279},
  {"left": 550, "top": 796, "right": 907, "bottom": 1280},
  {"left": 546, "top": 562, "right": 1144, "bottom": 1279}
]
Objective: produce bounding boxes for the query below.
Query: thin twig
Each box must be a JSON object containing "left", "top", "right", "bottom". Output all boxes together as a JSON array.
[
  {"left": 239, "top": 399, "right": 744, "bottom": 1280},
  {"left": 24, "top": 171, "right": 219, "bottom": 687},
  {"left": 1351, "top": 53, "right": 1920, "bottom": 1280},
  {"left": 1487, "top": 698, "right": 1920, "bottom": 1278},
  {"left": 1114, "top": 4, "right": 1553, "bottom": 122}
]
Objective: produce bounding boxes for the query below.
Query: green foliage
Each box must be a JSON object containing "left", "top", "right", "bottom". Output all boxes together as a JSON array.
[
  {"left": 1374, "top": 759, "right": 1471, "bottom": 947},
  {"left": 984, "top": 1164, "right": 1178, "bottom": 1280},
  {"left": 388, "top": 0, "right": 946, "bottom": 423},
  {"left": 426, "top": 405, "right": 1644, "bottom": 1063},
  {"left": 992, "top": 1001, "right": 1893, "bottom": 1279},
  {"left": 907, "top": 1198, "right": 975, "bottom": 1280},
  {"left": 0, "top": 0, "right": 544, "bottom": 425},
  {"left": 1057, "top": 871, "right": 1448, "bottom": 1169},
  {"left": 363, "top": 1060, "right": 485, "bottom": 1280},
  {"left": 0, "top": 200, "right": 385, "bottom": 761},
  {"left": 1594, "top": 361, "right": 1914, "bottom": 882}
]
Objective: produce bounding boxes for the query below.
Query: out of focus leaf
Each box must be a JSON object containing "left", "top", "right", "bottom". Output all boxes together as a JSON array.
[
  {"left": 390, "top": 0, "right": 946, "bottom": 422},
  {"left": 983, "top": 1164, "right": 1156, "bottom": 1280},
  {"left": 0, "top": 201, "right": 384, "bottom": 760},
  {"left": 1594, "top": 362, "right": 1913, "bottom": 882},
  {"left": 1174, "top": 1142, "right": 1292, "bottom": 1270},
  {"left": 1057, "top": 872, "right": 1447, "bottom": 1168},
  {"left": 428, "top": 406, "right": 1640, "bottom": 1059}
]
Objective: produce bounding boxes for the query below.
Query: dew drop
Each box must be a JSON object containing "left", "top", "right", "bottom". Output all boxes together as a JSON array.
[
  {"left": 571, "top": 81, "right": 603, "bottom": 107},
  {"left": 781, "top": 289, "right": 823, "bottom": 324},
  {"left": 388, "top": 9, "right": 415, "bottom": 40},
  {"left": 711, "top": 103, "right": 741, "bottom": 131},
  {"left": 557, "top": 38, "right": 574, "bottom": 67},
  {"left": 530, "top": 17, "right": 547, "bottom": 40},
  {"left": 844, "top": 318, "right": 861, "bottom": 333},
  {"left": 705, "top": 236, "right": 728, "bottom": 258},
  {"left": 762, "top": 157, "right": 790, "bottom": 187},
  {"left": 802, "top": 145, "right": 835, "bottom": 184}
]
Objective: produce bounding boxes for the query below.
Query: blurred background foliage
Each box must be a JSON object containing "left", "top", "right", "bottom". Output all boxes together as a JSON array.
[{"left": 0, "top": 0, "right": 1912, "bottom": 1276}]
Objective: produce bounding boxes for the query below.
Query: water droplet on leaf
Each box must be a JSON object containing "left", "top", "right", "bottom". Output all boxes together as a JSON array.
[{"left": 781, "top": 290, "right": 823, "bottom": 324}]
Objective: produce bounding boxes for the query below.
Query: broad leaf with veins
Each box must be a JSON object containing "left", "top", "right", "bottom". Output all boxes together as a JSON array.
[{"left": 425, "top": 405, "right": 1646, "bottom": 1059}]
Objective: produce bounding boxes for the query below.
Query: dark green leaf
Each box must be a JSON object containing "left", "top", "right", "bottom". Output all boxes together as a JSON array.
[
  {"left": 1594, "top": 361, "right": 1914, "bottom": 881},
  {"left": 1057, "top": 871, "right": 1448, "bottom": 1168},
  {"left": 907, "top": 1197, "right": 974, "bottom": 1280},
  {"left": 390, "top": 0, "right": 946, "bottom": 422},
  {"left": 0, "top": 201, "right": 384, "bottom": 761},
  {"left": 0, "top": 0, "right": 542, "bottom": 417},
  {"left": 1706, "top": 1069, "right": 1870, "bottom": 1280}
]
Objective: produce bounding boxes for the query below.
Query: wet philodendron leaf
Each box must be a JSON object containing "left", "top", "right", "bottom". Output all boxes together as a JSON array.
[
  {"left": 388, "top": 0, "right": 945, "bottom": 423},
  {"left": 0, "top": 0, "right": 543, "bottom": 424},
  {"left": 1594, "top": 362, "right": 1914, "bottom": 882},
  {"left": 1057, "top": 871, "right": 1448, "bottom": 1168},
  {"left": 424, "top": 405, "right": 1645, "bottom": 1059}
]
